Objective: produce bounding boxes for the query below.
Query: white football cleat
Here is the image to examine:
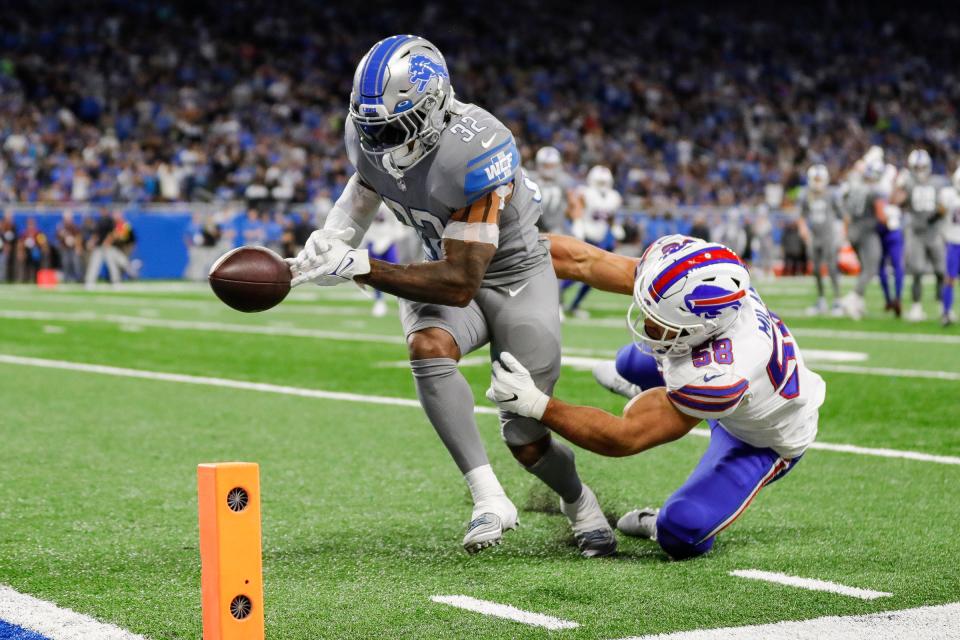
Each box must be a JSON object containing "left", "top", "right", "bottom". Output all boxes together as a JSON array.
[
  {"left": 462, "top": 497, "right": 518, "bottom": 554},
  {"left": 592, "top": 361, "right": 642, "bottom": 399},
  {"left": 372, "top": 299, "right": 388, "bottom": 317},
  {"left": 905, "top": 303, "right": 927, "bottom": 322},
  {"left": 840, "top": 292, "right": 864, "bottom": 320},
  {"left": 617, "top": 507, "right": 659, "bottom": 540},
  {"left": 805, "top": 297, "right": 828, "bottom": 316},
  {"left": 561, "top": 484, "right": 617, "bottom": 558}
]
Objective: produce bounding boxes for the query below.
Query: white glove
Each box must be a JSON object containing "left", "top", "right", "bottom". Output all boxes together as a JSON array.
[
  {"left": 286, "top": 228, "right": 371, "bottom": 287},
  {"left": 485, "top": 352, "right": 550, "bottom": 420}
]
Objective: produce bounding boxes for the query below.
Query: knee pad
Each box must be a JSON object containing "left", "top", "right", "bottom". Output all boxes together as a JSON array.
[
  {"left": 656, "top": 498, "right": 715, "bottom": 560},
  {"left": 615, "top": 344, "right": 665, "bottom": 391}
]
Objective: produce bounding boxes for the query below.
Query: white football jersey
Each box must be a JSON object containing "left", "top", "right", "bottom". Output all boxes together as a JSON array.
[
  {"left": 658, "top": 290, "right": 825, "bottom": 459},
  {"left": 939, "top": 187, "right": 960, "bottom": 244},
  {"left": 580, "top": 186, "right": 622, "bottom": 244}
]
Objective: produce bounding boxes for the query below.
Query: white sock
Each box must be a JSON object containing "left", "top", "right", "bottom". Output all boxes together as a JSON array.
[{"left": 464, "top": 464, "right": 506, "bottom": 505}]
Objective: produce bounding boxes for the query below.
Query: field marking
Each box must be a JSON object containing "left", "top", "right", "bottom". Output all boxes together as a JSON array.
[
  {"left": 2, "top": 354, "right": 959, "bottom": 466},
  {"left": 728, "top": 569, "right": 891, "bottom": 600},
  {"left": 612, "top": 602, "right": 960, "bottom": 640},
  {"left": 0, "top": 584, "right": 145, "bottom": 640},
  {"left": 430, "top": 595, "right": 579, "bottom": 630},
  {"left": 815, "top": 363, "right": 960, "bottom": 381}
]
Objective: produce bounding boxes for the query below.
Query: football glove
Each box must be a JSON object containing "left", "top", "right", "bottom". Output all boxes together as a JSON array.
[
  {"left": 485, "top": 352, "right": 550, "bottom": 420},
  {"left": 287, "top": 228, "right": 371, "bottom": 287}
]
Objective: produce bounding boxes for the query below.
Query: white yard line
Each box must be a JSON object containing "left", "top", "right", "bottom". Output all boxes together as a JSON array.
[
  {"left": 0, "top": 584, "right": 146, "bottom": 640},
  {"left": 429, "top": 595, "right": 579, "bottom": 630},
  {"left": 611, "top": 602, "right": 960, "bottom": 640},
  {"left": 728, "top": 569, "right": 891, "bottom": 600},
  {"left": 0, "top": 309, "right": 407, "bottom": 346},
  {"left": 2, "top": 354, "right": 959, "bottom": 466},
  {"left": 815, "top": 364, "right": 960, "bottom": 381}
]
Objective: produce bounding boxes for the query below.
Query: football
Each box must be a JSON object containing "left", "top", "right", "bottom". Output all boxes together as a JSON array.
[{"left": 208, "top": 246, "right": 292, "bottom": 312}]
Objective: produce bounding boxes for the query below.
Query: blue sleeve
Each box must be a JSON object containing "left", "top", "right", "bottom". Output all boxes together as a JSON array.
[{"left": 463, "top": 138, "right": 520, "bottom": 204}]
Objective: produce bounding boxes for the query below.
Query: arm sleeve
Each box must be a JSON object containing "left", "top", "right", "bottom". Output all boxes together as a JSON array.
[
  {"left": 666, "top": 370, "right": 750, "bottom": 420},
  {"left": 322, "top": 174, "right": 384, "bottom": 249}
]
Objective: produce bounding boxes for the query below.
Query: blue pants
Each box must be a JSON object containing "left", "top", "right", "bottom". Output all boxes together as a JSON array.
[
  {"left": 614, "top": 343, "right": 800, "bottom": 559},
  {"left": 878, "top": 228, "right": 905, "bottom": 304},
  {"left": 944, "top": 242, "right": 960, "bottom": 315}
]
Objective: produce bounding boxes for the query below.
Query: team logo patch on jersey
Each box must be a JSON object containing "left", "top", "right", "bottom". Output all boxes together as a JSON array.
[
  {"left": 684, "top": 284, "right": 746, "bottom": 319},
  {"left": 408, "top": 54, "right": 447, "bottom": 93}
]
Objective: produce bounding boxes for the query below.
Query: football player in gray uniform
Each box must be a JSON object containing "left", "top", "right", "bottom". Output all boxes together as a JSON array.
[
  {"left": 287, "top": 36, "right": 615, "bottom": 557},
  {"left": 530, "top": 146, "right": 579, "bottom": 235},
  {"left": 901, "top": 149, "right": 946, "bottom": 321},
  {"left": 798, "top": 164, "right": 842, "bottom": 316},
  {"left": 839, "top": 157, "right": 887, "bottom": 320}
]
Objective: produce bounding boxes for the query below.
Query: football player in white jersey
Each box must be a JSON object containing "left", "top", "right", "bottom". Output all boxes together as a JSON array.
[
  {"left": 563, "top": 165, "right": 623, "bottom": 317},
  {"left": 939, "top": 167, "right": 960, "bottom": 327},
  {"left": 487, "top": 234, "right": 826, "bottom": 559}
]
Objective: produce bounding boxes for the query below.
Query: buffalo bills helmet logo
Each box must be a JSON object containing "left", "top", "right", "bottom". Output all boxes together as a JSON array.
[
  {"left": 684, "top": 284, "right": 745, "bottom": 319},
  {"left": 408, "top": 54, "right": 447, "bottom": 93},
  {"left": 661, "top": 238, "right": 696, "bottom": 256}
]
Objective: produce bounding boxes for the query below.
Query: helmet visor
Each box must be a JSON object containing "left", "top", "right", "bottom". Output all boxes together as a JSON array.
[{"left": 351, "top": 97, "right": 431, "bottom": 153}]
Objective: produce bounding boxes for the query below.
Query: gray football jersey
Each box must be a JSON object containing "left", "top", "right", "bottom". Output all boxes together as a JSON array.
[
  {"left": 843, "top": 180, "right": 884, "bottom": 240},
  {"left": 345, "top": 102, "right": 547, "bottom": 287},
  {"left": 528, "top": 170, "right": 570, "bottom": 233},
  {"left": 799, "top": 189, "right": 841, "bottom": 240},
  {"left": 901, "top": 175, "right": 944, "bottom": 231}
]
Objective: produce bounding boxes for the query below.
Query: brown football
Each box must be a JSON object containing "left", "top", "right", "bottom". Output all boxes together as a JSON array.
[{"left": 208, "top": 246, "right": 291, "bottom": 312}]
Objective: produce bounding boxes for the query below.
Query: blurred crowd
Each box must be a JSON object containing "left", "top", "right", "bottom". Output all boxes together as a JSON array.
[{"left": 1, "top": 1, "right": 958, "bottom": 212}]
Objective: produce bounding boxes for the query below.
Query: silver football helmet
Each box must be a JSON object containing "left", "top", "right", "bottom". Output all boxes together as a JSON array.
[
  {"left": 908, "top": 149, "right": 932, "bottom": 180},
  {"left": 349, "top": 35, "right": 455, "bottom": 178},
  {"left": 535, "top": 146, "right": 562, "bottom": 180},
  {"left": 807, "top": 164, "right": 829, "bottom": 193}
]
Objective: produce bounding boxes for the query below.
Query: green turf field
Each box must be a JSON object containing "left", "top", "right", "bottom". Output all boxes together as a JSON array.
[{"left": 1, "top": 277, "right": 958, "bottom": 639}]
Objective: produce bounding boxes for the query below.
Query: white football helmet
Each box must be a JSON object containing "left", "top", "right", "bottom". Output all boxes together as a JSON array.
[
  {"left": 807, "top": 164, "right": 829, "bottom": 193},
  {"left": 349, "top": 35, "right": 454, "bottom": 178},
  {"left": 628, "top": 237, "right": 750, "bottom": 356},
  {"left": 863, "top": 156, "right": 885, "bottom": 183},
  {"left": 587, "top": 165, "right": 614, "bottom": 192},
  {"left": 908, "top": 149, "right": 932, "bottom": 180},
  {"left": 535, "top": 146, "right": 562, "bottom": 180}
]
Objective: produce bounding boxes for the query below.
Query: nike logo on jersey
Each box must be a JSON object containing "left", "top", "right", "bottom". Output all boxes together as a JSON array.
[
  {"left": 703, "top": 373, "right": 723, "bottom": 382},
  {"left": 481, "top": 134, "right": 497, "bottom": 148},
  {"left": 507, "top": 282, "right": 530, "bottom": 297}
]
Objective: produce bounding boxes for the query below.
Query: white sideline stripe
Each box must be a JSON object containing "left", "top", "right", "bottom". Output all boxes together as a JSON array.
[
  {"left": 728, "top": 570, "right": 891, "bottom": 600},
  {"left": 430, "top": 595, "right": 579, "bottom": 630},
  {"left": 612, "top": 602, "right": 960, "bottom": 640},
  {"left": 0, "top": 584, "right": 146, "bottom": 639},
  {"left": 0, "top": 354, "right": 498, "bottom": 416},
  {"left": 2, "top": 354, "right": 959, "bottom": 466},
  {"left": 684, "top": 429, "right": 960, "bottom": 466},
  {"left": 815, "top": 363, "right": 960, "bottom": 381},
  {"left": 0, "top": 309, "right": 407, "bottom": 345}
]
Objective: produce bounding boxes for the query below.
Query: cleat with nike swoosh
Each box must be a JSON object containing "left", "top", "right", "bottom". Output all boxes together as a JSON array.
[{"left": 463, "top": 498, "right": 518, "bottom": 554}]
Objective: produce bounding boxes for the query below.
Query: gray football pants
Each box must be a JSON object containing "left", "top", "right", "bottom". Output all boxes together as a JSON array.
[
  {"left": 400, "top": 264, "right": 563, "bottom": 460},
  {"left": 850, "top": 231, "right": 881, "bottom": 297},
  {"left": 809, "top": 239, "right": 839, "bottom": 298}
]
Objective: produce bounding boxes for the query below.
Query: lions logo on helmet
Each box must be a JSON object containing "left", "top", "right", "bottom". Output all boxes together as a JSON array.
[
  {"left": 629, "top": 238, "right": 750, "bottom": 356},
  {"left": 408, "top": 54, "right": 448, "bottom": 93}
]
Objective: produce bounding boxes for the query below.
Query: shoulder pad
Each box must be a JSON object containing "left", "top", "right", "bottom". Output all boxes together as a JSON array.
[{"left": 430, "top": 108, "right": 520, "bottom": 209}]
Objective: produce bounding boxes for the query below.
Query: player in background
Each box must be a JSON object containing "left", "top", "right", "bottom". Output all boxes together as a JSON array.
[
  {"left": 938, "top": 167, "right": 960, "bottom": 327},
  {"left": 797, "top": 164, "right": 842, "bottom": 316},
  {"left": 365, "top": 204, "right": 406, "bottom": 317},
  {"left": 562, "top": 165, "right": 623, "bottom": 318},
  {"left": 901, "top": 149, "right": 946, "bottom": 322},
  {"left": 529, "top": 146, "right": 580, "bottom": 236},
  {"left": 839, "top": 155, "right": 888, "bottom": 320},
  {"left": 287, "top": 36, "right": 615, "bottom": 557},
  {"left": 877, "top": 195, "right": 905, "bottom": 317},
  {"left": 488, "top": 234, "right": 825, "bottom": 559}
]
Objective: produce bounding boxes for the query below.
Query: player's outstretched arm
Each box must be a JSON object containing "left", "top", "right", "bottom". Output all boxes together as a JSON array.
[
  {"left": 486, "top": 352, "right": 699, "bottom": 457},
  {"left": 356, "top": 237, "right": 495, "bottom": 307},
  {"left": 548, "top": 233, "right": 637, "bottom": 295},
  {"left": 541, "top": 389, "right": 700, "bottom": 457}
]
